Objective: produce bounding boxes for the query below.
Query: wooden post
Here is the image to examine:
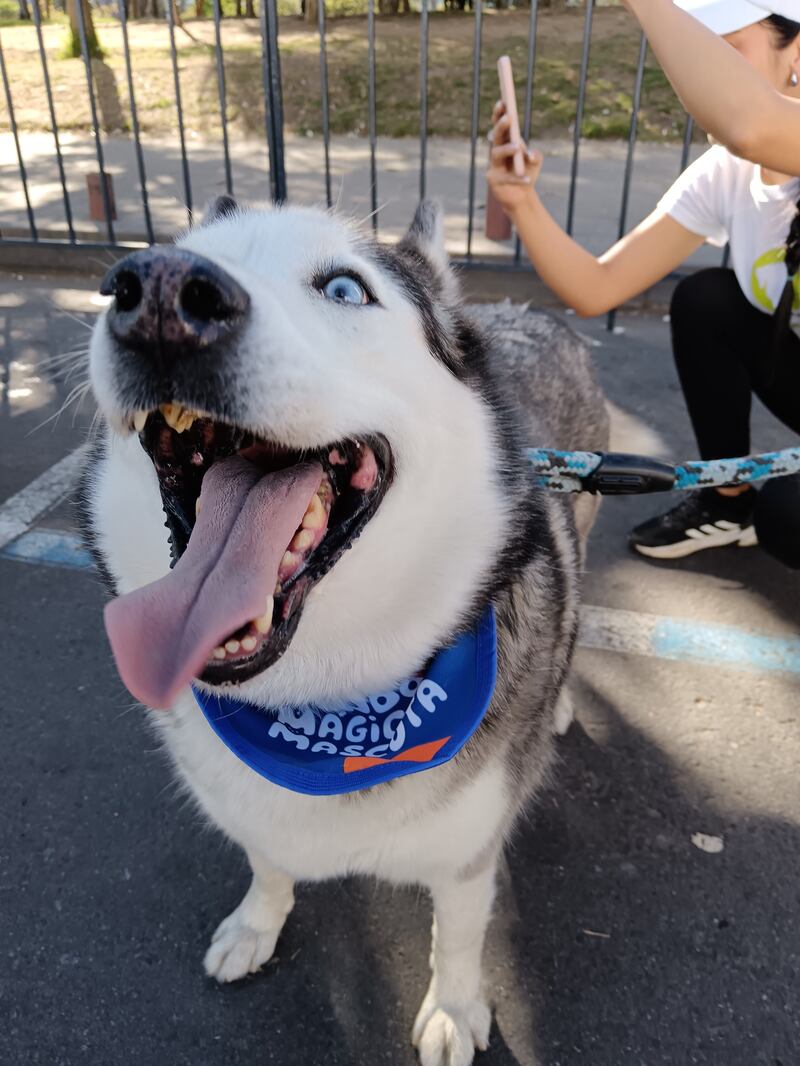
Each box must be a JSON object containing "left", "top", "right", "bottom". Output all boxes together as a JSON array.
[{"left": 87, "top": 172, "right": 117, "bottom": 223}]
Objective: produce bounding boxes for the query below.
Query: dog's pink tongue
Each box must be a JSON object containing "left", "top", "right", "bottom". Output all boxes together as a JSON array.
[{"left": 104, "top": 455, "right": 322, "bottom": 709}]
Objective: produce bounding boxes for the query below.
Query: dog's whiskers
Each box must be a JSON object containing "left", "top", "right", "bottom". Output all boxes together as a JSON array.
[{"left": 28, "top": 378, "right": 93, "bottom": 436}]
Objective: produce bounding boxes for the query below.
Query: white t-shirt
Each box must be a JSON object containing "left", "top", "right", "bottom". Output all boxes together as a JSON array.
[{"left": 658, "top": 145, "right": 800, "bottom": 324}]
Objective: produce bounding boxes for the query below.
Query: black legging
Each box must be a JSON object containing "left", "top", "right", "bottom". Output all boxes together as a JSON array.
[
  {"left": 670, "top": 267, "right": 800, "bottom": 567},
  {"left": 670, "top": 267, "right": 800, "bottom": 459}
]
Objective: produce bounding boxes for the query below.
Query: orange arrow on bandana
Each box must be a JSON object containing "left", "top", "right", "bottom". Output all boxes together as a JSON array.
[{"left": 343, "top": 736, "right": 451, "bottom": 774}]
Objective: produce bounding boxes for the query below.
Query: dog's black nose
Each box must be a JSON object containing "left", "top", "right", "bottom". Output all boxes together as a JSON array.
[{"left": 100, "top": 248, "right": 250, "bottom": 359}]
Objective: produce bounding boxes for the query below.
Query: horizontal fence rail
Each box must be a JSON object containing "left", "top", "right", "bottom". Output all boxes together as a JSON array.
[{"left": 0, "top": 0, "right": 726, "bottom": 320}]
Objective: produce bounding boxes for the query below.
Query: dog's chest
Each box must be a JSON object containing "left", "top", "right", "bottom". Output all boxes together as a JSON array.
[{"left": 155, "top": 693, "right": 509, "bottom": 883}]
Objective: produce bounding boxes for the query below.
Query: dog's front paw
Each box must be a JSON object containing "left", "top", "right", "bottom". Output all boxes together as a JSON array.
[
  {"left": 203, "top": 908, "right": 282, "bottom": 983},
  {"left": 412, "top": 988, "right": 491, "bottom": 1066}
]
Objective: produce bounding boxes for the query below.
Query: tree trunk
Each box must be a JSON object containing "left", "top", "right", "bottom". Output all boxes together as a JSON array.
[
  {"left": 66, "top": 0, "right": 102, "bottom": 57},
  {"left": 196, "top": 0, "right": 205, "bottom": 15},
  {"left": 18, "top": 0, "right": 31, "bottom": 19},
  {"left": 245, "top": 0, "right": 254, "bottom": 15},
  {"left": 304, "top": 0, "right": 317, "bottom": 24}
]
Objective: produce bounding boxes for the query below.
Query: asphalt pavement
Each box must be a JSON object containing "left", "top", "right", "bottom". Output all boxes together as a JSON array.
[{"left": 1, "top": 272, "right": 798, "bottom": 1066}]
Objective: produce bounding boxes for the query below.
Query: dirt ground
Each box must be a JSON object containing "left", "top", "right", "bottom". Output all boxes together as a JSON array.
[{"left": 0, "top": 7, "right": 687, "bottom": 141}]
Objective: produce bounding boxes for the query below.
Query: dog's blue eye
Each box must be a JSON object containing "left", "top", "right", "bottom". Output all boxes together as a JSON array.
[{"left": 322, "top": 275, "right": 368, "bottom": 306}]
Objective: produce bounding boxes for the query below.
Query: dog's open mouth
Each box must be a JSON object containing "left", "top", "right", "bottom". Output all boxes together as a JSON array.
[{"left": 103, "top": 402, "right": 392, "bottom": 707}]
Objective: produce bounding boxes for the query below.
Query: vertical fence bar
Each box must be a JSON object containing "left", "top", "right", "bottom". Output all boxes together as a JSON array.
[
  {"left": 566, "top": 0, "right": 594, "bottom": 237},
  {"left": 260, "top": 0, "right": 287, "bottom": 204},
  {"left": 0, "top": 35, "right": 37, "bottom": 240},
  {"left": 117, "top": 0, "right": 154, "bottom": 243},
  {"left": 31, "top": 0, "right": 74, "bottom": 242},
  {"left": 266, "top": 0, "right": 287, "bottom": 203},
  {"left": 607, "top": 32, "right": 647, "bottom": 332},
  {"left": 259, "top": 0, "right": 277, "bottom": 203},
  {"left": 465, "top": 0, "right": 483, "bottom": 259},
  {"left": 367, "top": 0, "right": 378, "bottom": 231},
  {"left": 419, "top": 0, "right": 429, "bottom": 202},
  {"left": 212, "top": 0, "right": 234, "bottom": 197},
  {"left": 165, "top": 0, "right": 193, "bottom": 223},
  {"left": 74, "top": 0, "right": 115, "bottom": 243},
  {"left": 514, "top": 0, "right": 539, "bottom": 265},
  {"left": 680, "top": 113, "right": 694, "bottom": 172},
  {"left": 317, "top": 0, "right": 332, "bottom": 208},
  {"left": 266, "top": 0, "right": 288, "bottom": 201}
]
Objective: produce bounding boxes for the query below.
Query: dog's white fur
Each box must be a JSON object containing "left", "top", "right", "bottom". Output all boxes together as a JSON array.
[
  {"left": 86, "top": 205, "right": 598, "bottom": 1066},
  {"left": 90, "top": 209, "right": 512, "bottom": 709}
]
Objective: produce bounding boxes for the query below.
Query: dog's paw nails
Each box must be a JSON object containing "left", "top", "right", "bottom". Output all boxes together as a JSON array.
[
  {"left": 412, "top": 996, "right": 491, "bottom": 1066},
  {"left": 203, "top": 917, "right": 280, "bottom": 983}
]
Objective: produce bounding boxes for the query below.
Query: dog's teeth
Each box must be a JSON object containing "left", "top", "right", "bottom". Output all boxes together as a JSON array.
[
  {"left": 291, "top": 529, "right": 314, "bottom": 552},
  {"left": 253, "top": 596, "right": 275, "bottom": 635},
  {"left": 302, "top": 494, "right": 326, "bottom": 531},
  {"left": 212, "top": 646, "right": 226, "bottom": 660},
  {"left": 241, "top": 635, "right": 257, "bottom": 652},
  {"left": 132, "top": 409, "right": 149, "bottom": 432},
  {"left": 316, "top": 478, "right": 334, "bottom": 507},
  {"left": 195, "top": 496, "right": 202, "bottom": 517},
  {"left": 224, "top": 639, "right": 240, "bottom": 654},
  {"left": 176, "top": 409, "right": 197, "bottom": 433},
  {"left": 159, "top": 402, "right": 197, "bottom": 433},
  {"left": 160, "top": 403, "right": 182, "bottom": 430},
  {"left": 279, "top": 550, "right": 298, "bottom": 580}
]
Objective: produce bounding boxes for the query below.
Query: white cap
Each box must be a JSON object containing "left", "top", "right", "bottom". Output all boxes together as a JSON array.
[{"left": 676, "top": 0, "right": 800, "bottom": 35}]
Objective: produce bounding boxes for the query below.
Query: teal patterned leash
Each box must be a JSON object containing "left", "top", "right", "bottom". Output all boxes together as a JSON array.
[{"left": 527, "top": 447, "right": 800, "bottom": 495}]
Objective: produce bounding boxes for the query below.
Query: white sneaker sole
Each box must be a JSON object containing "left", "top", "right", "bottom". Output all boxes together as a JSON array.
[{"left": 632, "top": 524, "right": 757, "bottom": 560}]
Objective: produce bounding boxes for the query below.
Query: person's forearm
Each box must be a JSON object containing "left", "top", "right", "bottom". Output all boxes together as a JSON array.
[
  {"left": 511, "top": 193, "right": 615, "bottom": 317},
  {"left": 625, "top": 0, "right": 799, "bottom": 171}
]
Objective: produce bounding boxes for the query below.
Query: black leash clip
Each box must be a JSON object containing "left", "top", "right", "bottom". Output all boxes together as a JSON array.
[{"left": 583, "top": 452, "right": 677, "bottom": 496}]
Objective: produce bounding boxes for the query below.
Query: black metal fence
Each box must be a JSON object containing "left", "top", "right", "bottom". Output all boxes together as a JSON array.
[{"left": 0, "top": 0, "right": 718, "bottom": 299}]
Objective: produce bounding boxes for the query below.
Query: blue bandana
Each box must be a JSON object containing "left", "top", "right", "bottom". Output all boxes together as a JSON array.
[{"left": 192, "top": 607, "right": 497, "bottom": 796}]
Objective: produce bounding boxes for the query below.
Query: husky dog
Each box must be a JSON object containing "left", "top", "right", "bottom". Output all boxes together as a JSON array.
[{"left": 80, "top": 199, "right": 608, "bottom": 1066}]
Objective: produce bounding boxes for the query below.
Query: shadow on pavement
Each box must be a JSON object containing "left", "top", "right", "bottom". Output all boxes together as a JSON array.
[{"left": 3, "top": 562, "right": 798, "bottom": 1066}]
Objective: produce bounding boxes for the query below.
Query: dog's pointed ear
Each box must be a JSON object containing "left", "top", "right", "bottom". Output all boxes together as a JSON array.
[
  {"left": 201, "top": 195, "right": 240, "bottom": 226},
  {"left": 399, "top": 200, "right": 448, "bottom": 273}
]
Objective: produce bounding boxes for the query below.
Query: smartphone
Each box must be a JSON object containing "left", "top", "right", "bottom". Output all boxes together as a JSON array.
[{"left": 497, "top": 55, "right": 526, "bottom": 178}]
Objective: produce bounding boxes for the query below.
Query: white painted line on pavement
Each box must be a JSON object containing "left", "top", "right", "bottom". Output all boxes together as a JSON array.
[
  {"left": 0, "top": 445, "right": 88, "bottom": 550},
  {"left": 3, "top": 518, "right": 800, "bottom": 677},
  {"left": 4, "top": 527, "right": 800, "bottom": 677},
  {"left": 580, "top": 604, "right": 800, "bottom": 675},
  {"left": 580, "top": 604, "right": 656, "bottom": 658}
]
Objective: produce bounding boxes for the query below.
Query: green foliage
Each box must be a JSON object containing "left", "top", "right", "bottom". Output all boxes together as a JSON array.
[{"left": 0, "top": 0, "right": 23, "bottom": 25}]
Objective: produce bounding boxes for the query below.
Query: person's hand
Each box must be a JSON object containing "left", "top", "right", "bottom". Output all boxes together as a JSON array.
[{"left": 486, "top": 100, "right": 542, "bottom": 218}]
